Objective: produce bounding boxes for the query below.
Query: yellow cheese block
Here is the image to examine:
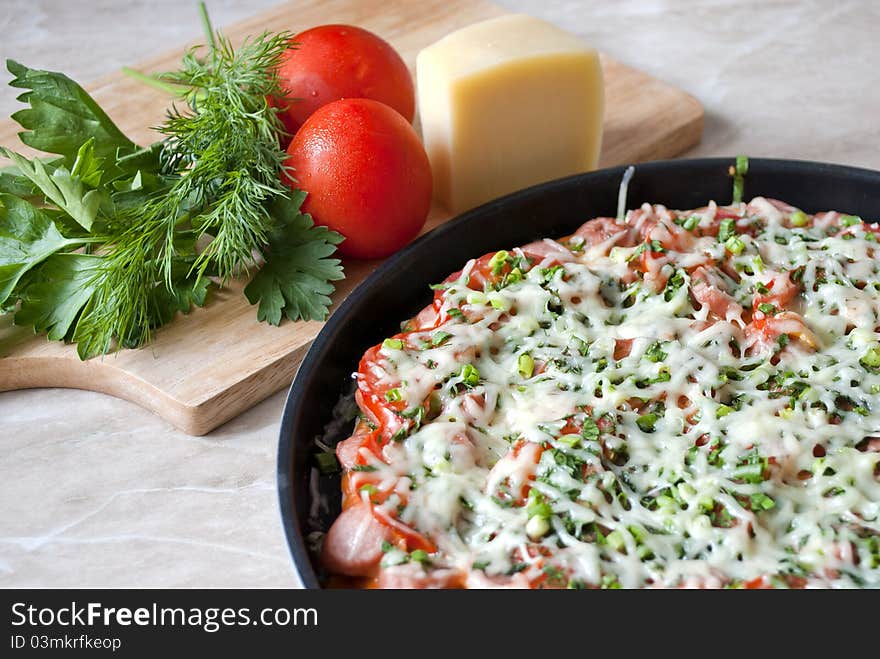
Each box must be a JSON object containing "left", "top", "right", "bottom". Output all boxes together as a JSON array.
[{"left": 416, "top": 14, "right": 604, "bottom": 213}]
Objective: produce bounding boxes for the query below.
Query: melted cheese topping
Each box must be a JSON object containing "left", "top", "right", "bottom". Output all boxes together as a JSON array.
[{"left": 342, "top": 198, "right": 880, "bottom": 588}]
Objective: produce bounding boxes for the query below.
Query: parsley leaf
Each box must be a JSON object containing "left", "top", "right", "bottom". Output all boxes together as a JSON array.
[
  {"left": 13, "top": 253, "right": 98, "bottom": 341},
  {"left": 3, "top": 145, "right": 108, "bottom": 231},
  {"left": 0, "top": 194, "right": 89, "bottom": 304},
  {"left": 0, "top": 164, "right": 38, "bottom": 197},
  {"left": 244, "top": 194, "right": 344, "bottom": 324},
  {"left": 6, "top": 59, "right": 140, "bottom": 171}
]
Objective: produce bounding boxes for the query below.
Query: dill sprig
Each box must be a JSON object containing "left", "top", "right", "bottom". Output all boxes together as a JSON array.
[
  {"left": 74, "top": 13, "right": 296, "bottom": 355},
  {"left": 157, "top": 27, "right": 294, "bottom": 280}
]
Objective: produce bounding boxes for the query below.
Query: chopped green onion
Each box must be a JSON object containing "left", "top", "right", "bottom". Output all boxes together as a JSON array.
[
  {"left": 409, "top": 549, "right": 431, "bottom": 564},
  {"left": 790, "top": 210, "right": 809, "bottom": 227},
  {"left": 757, "top": 302, "right": 777, "bottom": 315},
  {"left": 447, "top": 307, "right": 465, "bottom": 319},
  {"left": 718, "top": 218, "right": 736, "bottom": 242},
  {"left": 526, "top": 489, "right": 553, "bottom": 519},
  {"left": 384, "top": 388, "right": 402, "bottom": 402},
  {"left": 734, "top": 450, "right": 767, "bottom": 484},
  {"left": 627, "top": 525, "right": 646, "bottom": 543},
  {"left": 735, "top": 464, "right": 764, "bottom": 484},
  {"left": 489, "top": 250, "right": 509, "bottom": 275},
  {"left": 725, "top": 235, "right": 745, "bottom": 254},
  {"left": 541, "top": 265, "right": 565, "bottom": 282},
  {"left": 645, "top": 341, "right": 668, "bottom": 363},
  {"left": 431, "top": 331, "right": 452, "bottom": 347},
  {"left": 601, "top": 574, "right": 622, "bottom": 589},
  {"left": 636, "top": 413, "right": 658, "bottom": 433},
  {"left": 652, "top": 368, "right": 671, "bottom": 383},
  {"left": 460, "top": 363, "right": 480, "bottom": 387},
  {"left": 861, "top": 346, "right": 880, "bottom": 369},
  {"left": 382, "top": 338, "right": 405, "bottom": 351},
  {"left": 718, "top": 366, "right": 743, "bottom": 382},
  {"left": 663, "top": 269, "right": 686, "bottom": 301},
  {"left": 526, "top": 515, "right": 551, "bottom": 539},
  {"left": 517, "top": 353, "right": 535, "bottom": 378},
  {"left": 606, "top": 530, "right": 626, "bottom": 551},
  {"left": 841, "top": 214, "right": 862, "bottom": 227},
  {"left": 750, "top": 493, "right": 776, "bottom": 511},
  {"left": 557, "top": 434, "right": 581, "bottom": 448},
  {"left": 682, "top": 215, "right": 700, "bottom": 231},
  {"left": 627, "top": 242, "right": 649, "bottom": 262},
  {"left": 716, "top": 404, "right": 733, "bottom": 419},
  {"left": 581, "top": 417, "right": 600, "bottom": 442},
  {"left": 489, "top": 296, "right": 508, "bottom": 311}
]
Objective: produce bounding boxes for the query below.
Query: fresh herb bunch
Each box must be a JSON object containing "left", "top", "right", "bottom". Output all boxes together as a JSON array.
[{"left": 0, "top": 3, "right": 344, "bottom": 359}]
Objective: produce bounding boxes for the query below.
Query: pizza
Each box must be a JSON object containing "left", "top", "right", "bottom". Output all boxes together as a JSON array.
[{"left": 321, "top": 196, "right": 880, "bottom": 588}]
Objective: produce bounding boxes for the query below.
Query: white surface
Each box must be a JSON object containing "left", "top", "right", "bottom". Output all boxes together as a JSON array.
[{"left": 1, "top": 0, "right": 878, "bottom": 587}]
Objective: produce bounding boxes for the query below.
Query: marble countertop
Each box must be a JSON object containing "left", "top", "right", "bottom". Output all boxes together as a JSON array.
[{"left": 1, "top": 0, "right": 878, "bottom": 587}]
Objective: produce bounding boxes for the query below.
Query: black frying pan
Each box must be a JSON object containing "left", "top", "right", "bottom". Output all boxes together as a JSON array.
[{"left": 277, "top": 157, "right": 880, "bottom": 588}]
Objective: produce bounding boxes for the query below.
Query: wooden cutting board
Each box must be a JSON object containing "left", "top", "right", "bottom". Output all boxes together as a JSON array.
[{"left": 0, "top": 0, "right": 703, "bottom": 435}]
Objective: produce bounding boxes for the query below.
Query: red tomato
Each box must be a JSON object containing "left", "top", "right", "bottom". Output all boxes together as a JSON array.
[
  {"left": 275, "top": 24, "right": 415, "bottom": 137},
  {"left": 283, "top": 98, "right": 432, "bottom": 259},
  {"left": 355, "top": 342, "right": 409, "bottom": 440}
]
